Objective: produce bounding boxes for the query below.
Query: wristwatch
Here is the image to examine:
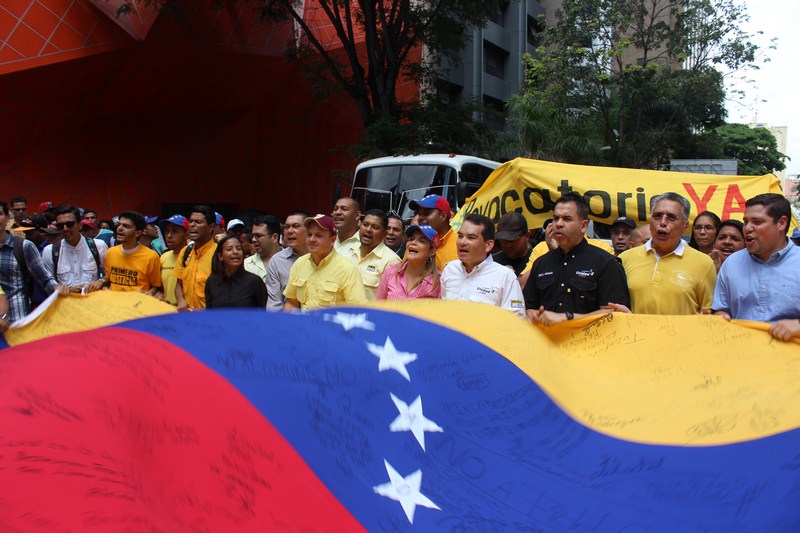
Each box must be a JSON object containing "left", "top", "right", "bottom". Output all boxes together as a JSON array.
[{"left": 565, "top": 311, "right": 574, "bottom": 321}]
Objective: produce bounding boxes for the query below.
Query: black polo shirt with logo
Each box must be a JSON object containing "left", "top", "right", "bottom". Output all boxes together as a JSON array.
[{"left": 522, "top": 239, "right": 630, "bottom": 314}]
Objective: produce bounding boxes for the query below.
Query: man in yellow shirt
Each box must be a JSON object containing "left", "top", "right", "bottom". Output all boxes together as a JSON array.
[
  {"left": 619, "top": 192, "right": 716, "bottom": 315},
  {"left": 332, "top": 197, "right": 362, "bottom": 257},
  {"left": 284, "top": 214, "right": 366, "bottom": 310},
  {"left": 104, "top": 211, "right": 162, "bottom": 296},
  {"left": 343, "top": 209, "right": 400, "bottom": 299},
  {"left": 174, "top": 205, "right": 217, "bottom": 310},
  {"left": 409, "top": 194, "right": 457, "bottom": 269},
  {"left": 158, "top": 214, "right": 189, "bottom": 305}
]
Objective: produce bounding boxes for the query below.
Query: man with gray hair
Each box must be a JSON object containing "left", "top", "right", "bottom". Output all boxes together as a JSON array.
[{"left": 618, "top": 192, "right": 716, "bottom": 315}]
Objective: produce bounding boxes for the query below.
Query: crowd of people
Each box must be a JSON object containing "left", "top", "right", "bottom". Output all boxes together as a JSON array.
[{"left": 0, "top": 190, "right": 798, "bottom": 341}]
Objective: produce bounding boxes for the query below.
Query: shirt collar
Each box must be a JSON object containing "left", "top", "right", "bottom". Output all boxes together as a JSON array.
[
  {"left": 463, "top": 253, "right": 494, "bottom": 273},
  {"left": 749, "top": 238, "right": 794, "bottom": 264},
  {"left": 644, "top": 237, "right": 686, "bottom": 258},
  {"left": 337, "top": 232, "right": 359, "bottom": 245}
]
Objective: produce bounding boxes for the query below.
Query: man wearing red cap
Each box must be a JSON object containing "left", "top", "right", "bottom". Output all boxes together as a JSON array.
[
  {"left": 409, "top": 194, "right": 457, "bottom": 269},
  {"left": 283, "top": 214, "right": 366, "bottom": 310}
]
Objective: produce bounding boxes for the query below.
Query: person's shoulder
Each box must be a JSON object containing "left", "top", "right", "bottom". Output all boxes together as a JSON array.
[
  {"left": 618, "top": 245, "right": 645, "bottom": 262},
  {"left": 383, "top": 261, "right": 402, "bottom": 275},
  {"left": 722, "top": 248, "right": 749, "bottom": 266},
  {"left": 20, "top": 238, "right": 38, "bottom": 252},
  {"left": 241, "top": 268, "right": 265, "bottom": 284},
  {"left": 441, "top": 259, "right": 461, "bottom": 274},
  {"left": 682, "top": 245, "right": 714, "bottom": 265},
  {"left": 140, "top": 245, "right": 160, "bottom": 258}
]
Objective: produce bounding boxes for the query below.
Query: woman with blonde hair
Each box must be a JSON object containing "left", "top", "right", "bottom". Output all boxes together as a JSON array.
[{"left": 377, "top": 224, "right": 441, "bottom": 300}]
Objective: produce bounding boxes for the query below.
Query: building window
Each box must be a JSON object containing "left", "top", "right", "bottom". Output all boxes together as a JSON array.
[
  {"left": 492, "top": 1, "right": 510, "bottom": 28},
  {"left": 527, "top": 15, "right": 546, "bottom": 47},
  {"left": 484, "top": 42, "right": 508, "bottom": 79},
  {"left": 482, "top": 95, "right": 506, "bottom": 132}
]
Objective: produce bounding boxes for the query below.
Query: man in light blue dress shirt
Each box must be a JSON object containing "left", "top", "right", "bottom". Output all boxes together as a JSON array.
[{"left": 712, "top": 193, "right": 800, "bottom": 342}]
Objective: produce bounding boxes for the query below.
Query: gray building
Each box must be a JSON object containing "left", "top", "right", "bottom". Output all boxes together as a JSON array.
[{"left": 440, "top": 1, "right": 550, "bottom": 128}]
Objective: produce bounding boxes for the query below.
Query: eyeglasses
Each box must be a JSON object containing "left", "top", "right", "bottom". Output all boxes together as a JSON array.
[
  {"left": 694, "top": 225, "right": 715, "bottom": 232},
  {"left": 12, "top": 207, "right": 26, "bottom": 212},
  {"left": 651, "top": 213, "right": 682, "bottom": 223},
  {"left": 251, "top": 232, "right": 268, "bottom": 239},
  {"left": 55, "top": 221, "right": 77, "bottom": 230}
]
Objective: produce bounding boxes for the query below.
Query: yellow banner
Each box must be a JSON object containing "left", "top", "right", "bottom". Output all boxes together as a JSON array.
[
  {"left": 452, "top": 157, "right": 790, "bottom": 230},
  {"left": 4, "top": 291, "right": 176, "bottom": 346}
]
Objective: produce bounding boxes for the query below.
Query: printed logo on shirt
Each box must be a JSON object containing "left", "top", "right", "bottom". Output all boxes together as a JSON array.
[
  {"left": 477, "top": 286, "right": 497, "bottom": 295},
  {"left": 537, "top": 271, "right": 554, "bottom": 278},
  {"left": 366, "top": 265, "right": 378, "bottom": 273},
  {"left": 511, "top": 299, "right": 524, "bottom": 309},
  {"left": 670, "top": 270, "right": 693, "bottom": 288},
  {"left": 575, "top": 269, "right": 594, "bottom": 278},
  {"left": 109, "top": 266, "right": 139, "bottom": 287}
]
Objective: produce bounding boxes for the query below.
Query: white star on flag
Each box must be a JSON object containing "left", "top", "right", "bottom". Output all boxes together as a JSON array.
[
  {"left": 366, "top": 337, "right": 417, "bottom": 381},
  {"left": 389, "top": 394, "right": 443, "bottom": 451},
  {"left": 373, "top": 459, "right": 440, "bottom": 524},
  {"left": 325, "top": 312, "right": 376, "bottom": 332}
]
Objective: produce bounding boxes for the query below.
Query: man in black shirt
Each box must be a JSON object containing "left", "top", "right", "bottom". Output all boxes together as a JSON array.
[
  {"left": 493, "top": 212, "right": 532, "bottom": 277},
  {"left": 523, "top": 193, "right": 629, "bottom": 325}
]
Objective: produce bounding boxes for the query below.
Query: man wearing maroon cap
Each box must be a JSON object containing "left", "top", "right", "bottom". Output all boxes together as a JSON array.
[
  {"left": 283, "top": 214, "right": 366, "bottom": 310},
  {"left": 409, "top": 194, "right": 457, "bottom": 269}
]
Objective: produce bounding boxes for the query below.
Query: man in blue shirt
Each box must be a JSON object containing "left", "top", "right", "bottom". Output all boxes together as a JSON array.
[{"left": 712, "top": 193, "right": 800, "bottom": 342}]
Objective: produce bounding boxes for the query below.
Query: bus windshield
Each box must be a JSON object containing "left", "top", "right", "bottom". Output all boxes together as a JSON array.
[{"left": 352, "top": 164, "right": 456, "bottom": 220}]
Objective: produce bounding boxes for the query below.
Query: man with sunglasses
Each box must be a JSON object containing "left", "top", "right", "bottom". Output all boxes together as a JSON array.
[
  {"left": 8, "top": 196, "right": 27, "bottom": 228},
  {"left": 245, "top": 215, "right": 282, "bottom": 285},
  {"left": 42, "top": 205, "right": 108, "bottom": 294}
]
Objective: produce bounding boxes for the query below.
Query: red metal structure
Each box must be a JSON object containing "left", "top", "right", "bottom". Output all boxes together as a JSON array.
[{"left": 0, "top": 0, "right": 371, "bottom": 218}]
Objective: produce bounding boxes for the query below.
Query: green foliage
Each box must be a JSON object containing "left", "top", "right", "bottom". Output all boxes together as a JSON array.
[
  {"left": 508, "top": 0, "right": 764, "bottom": 169},
  {"left": 705, "top": 123, "right": 787, "bottom": 175}
]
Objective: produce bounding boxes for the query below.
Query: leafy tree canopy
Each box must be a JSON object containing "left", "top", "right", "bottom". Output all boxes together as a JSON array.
[
  {"left": 702, "top": 123, "right": 787, "bottom": 175},
  {"left": 505, "top": 0, "right": 765, "bottom": 169}
]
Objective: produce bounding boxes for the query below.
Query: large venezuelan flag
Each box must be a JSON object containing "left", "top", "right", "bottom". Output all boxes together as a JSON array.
[{"left": 0, "top": 298, "right": 798, "bottom": 531}]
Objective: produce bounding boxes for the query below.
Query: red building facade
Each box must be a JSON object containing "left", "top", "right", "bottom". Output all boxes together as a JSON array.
[{"left": 0, "top": 0, "right": 369, "bottom": 218}]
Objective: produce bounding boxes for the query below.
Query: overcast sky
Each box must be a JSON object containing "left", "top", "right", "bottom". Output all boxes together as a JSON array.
[{"left": 725, "top": 0, "right": 799, "bottom": 176}]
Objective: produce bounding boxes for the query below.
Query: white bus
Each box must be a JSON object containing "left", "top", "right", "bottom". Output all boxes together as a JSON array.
[{"left": 351, "top": 154, "right": 500, "bottom": 220}]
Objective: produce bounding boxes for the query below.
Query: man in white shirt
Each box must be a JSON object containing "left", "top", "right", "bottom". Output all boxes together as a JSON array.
[
  {"left": 441, "top": 213, "right": 525, "bottom": 317},
  {"left": 42, "top": 205, "right": 108, "bottom": 293}
]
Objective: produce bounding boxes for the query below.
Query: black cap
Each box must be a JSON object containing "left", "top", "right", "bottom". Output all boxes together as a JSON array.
[
  {"left": 612, "top": 216, "right": 636, "bottom": 230},
  {"left": 496, "top": 212, "right": 528, "bottom": 241}
]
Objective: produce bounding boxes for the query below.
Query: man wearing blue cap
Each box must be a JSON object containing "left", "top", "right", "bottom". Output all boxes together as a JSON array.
[
  {"left": 409, "top": 194, "right": 457, "bottom": 269},
  {"left": 158, "top": 214, "right": 189, "bottom": 305},
  {"left": 791, "top": 226, "right": 800, "bottom": 247}
]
